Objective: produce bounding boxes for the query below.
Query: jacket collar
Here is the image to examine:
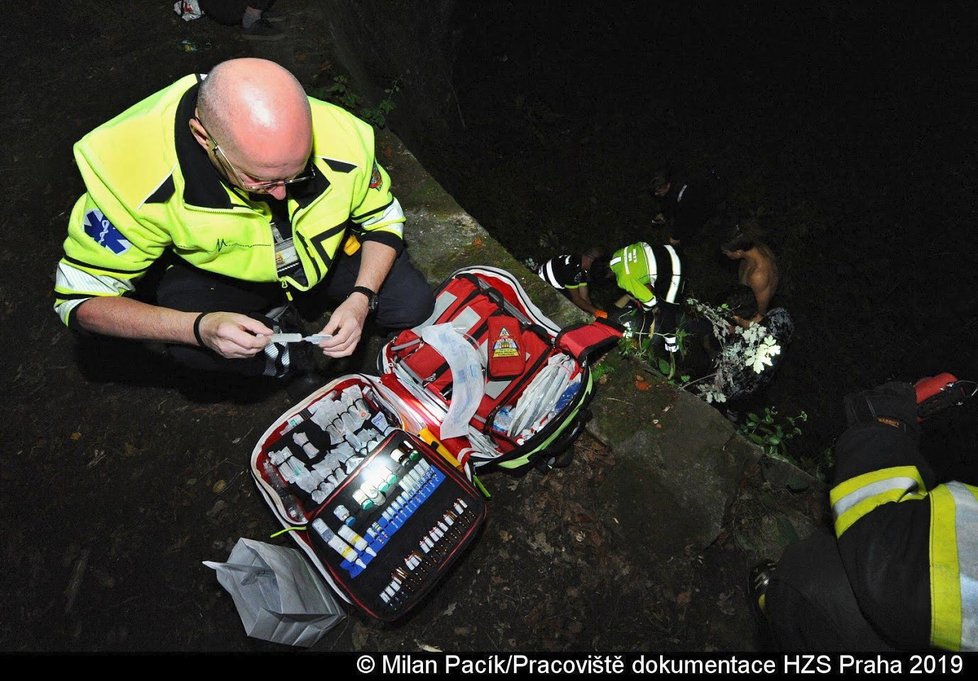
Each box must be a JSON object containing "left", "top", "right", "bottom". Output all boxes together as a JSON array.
[{"left": 175, "top": 79, "right": 235, "bottom": 209}]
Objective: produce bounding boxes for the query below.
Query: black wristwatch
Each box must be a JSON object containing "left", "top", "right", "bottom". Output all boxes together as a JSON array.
[{"left": 351, "top": 285, "right": 379, "bottom": 312}]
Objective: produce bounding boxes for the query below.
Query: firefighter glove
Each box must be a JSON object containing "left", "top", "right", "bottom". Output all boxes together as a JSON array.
[{"left": 843, "top": 381, "right": 919, "bottom": 437}]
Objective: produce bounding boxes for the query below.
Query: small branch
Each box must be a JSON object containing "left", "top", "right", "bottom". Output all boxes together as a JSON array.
[{"left": 678, "top": 372, "right": 718, "bottom": 389}]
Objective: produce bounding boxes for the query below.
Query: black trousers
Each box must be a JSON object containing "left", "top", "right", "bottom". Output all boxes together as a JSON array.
[
  {"left": 157, "top": 248, "right": 434, "bottom": 376},
  {"left": 766, "top": 530, "right": 896, "bottom": 651}
]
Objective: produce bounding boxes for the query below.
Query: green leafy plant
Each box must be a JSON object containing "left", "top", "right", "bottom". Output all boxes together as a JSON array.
[
  {"left": 589, "top": 360, "right": 615, "bottom": 382},
  {"left": 616, "top": 328, "right": 689, "bottom": 384},
  {"left": 737, "top": 407, "right": 808, "bottom": 464},
  {"left": 312, "top": 75, "right": 400, "bottom": 128},
  {"left": 806, "top": 446, "right": 836, "bottom": 485}
]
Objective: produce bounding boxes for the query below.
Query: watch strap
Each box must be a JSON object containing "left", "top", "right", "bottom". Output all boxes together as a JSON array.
[{"left": 351, "top": 285, "right": 378, "bottom": 310}]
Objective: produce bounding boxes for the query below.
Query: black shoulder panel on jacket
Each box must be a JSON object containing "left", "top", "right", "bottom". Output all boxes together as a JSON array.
[
  {"left": 322, "top": 158, "right": 357, "bottom": 173},
  {"left": 145, "top": 175, "right": 175, "bottom": 204}
]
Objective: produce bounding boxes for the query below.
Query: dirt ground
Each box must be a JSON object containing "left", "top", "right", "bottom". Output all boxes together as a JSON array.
[{"left": 0, "top": 2, "right": 834, "bottom": 654}]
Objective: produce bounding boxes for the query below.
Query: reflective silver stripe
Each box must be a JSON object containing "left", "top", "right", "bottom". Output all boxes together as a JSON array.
[
  {"left": 663, "top": 244, "right": 682, "bottom": 303},
  {"left": 624, "top": 246, "right": 636, "bottom": 276},
  {"left": 55, "top": 261, "right": 134, "bottom": 297},
  {"left": 638, "top": 243, "right": 658, "bottom": 309},
  {"left": 677, "top": 183, "right": 688, "bottom": 202},
  {"left": 642, "top": 243, "right": 656, "bottom": 280},
  {"left": 411, "top": 290, "right": 458, "bottom": 334},
  {"left": 263, "top": 341, "right": 287, "bottom": 378},
  {"left": 831, "top": 476, "right": 920, "bottom": 520},
  {"left": 54, "top": 297, "right": 87, "bottom": 327},
  {"left": 948, "top": 482, "right": 978, "bottom": 649},
  {"left": 540, "top": 259, "right": 564, "bottom": 289},
  {"left": 359, "top": 198, "right": 405, "bottom": 238},
  {"left": 54, "top": 262, "right": 136, "bottom": 326}
]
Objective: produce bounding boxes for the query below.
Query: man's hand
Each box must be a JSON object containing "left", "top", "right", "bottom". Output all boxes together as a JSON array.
[
  {"left": 317, "top": 294, "right": 369, "bottom": 358},
  {"left": 197, "top": 312, "right": 272, "bottom": 358},
  {"left": 729, "top": 313, "right": 750, "bottom": 330}
]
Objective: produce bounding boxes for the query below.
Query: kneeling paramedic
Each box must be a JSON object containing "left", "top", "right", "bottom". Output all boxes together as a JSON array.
[{"left": 53, "top": 58, "right": 434, "bottom": 393}]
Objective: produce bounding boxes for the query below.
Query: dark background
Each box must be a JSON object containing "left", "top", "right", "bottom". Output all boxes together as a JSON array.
[{"left": 383, "top": 2, "right": 978, "bottom": 469}]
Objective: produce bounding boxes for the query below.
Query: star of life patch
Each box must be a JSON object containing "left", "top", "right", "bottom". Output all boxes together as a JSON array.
[{"left": 83, "top": 209, "right": 132, "bottom": 255}]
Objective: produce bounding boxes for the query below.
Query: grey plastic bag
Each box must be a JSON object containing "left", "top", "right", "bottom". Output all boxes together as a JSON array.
[{"left": 204, "top": 538, "right": 345, "bottom": 647}]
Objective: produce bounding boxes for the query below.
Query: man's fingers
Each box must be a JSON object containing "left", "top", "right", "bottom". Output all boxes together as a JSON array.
[
  {"left": 321, "top": 332, "right": 360, "bottom": 358},
  {"left": 236, "top": 315, "right": 274, "bottom": 337},
  {"left": 203, "top": 312, "right": 275, "bottom": 358}
]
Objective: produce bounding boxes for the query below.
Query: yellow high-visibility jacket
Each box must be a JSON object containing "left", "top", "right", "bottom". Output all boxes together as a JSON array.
[
  {"left": 608, "top": 242, "right": 684, "bottom": 310},
  {"left": 55, "top": 73, "right": 405, "bottom": 328}
]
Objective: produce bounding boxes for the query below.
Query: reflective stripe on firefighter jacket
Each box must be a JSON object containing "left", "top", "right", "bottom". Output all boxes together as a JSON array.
[
  {"left": 537, "top": 255, "right": 586, "bottom": 291},
  {"left": 54, "top": 73, "right": 405, "bottom": 327},
  {"left": 831, "top": 467, "right": 978, "bottom": 650}
]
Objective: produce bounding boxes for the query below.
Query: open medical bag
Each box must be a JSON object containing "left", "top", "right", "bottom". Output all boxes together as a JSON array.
[
  {"left": 250, "top": 376, "right": 486, "bottom": 621},
  {"left": 250, "top": 266, "right": 620, "bottom": 621},
  {"left": 377, "top": 266, "right": 622, "bottom": 473}
]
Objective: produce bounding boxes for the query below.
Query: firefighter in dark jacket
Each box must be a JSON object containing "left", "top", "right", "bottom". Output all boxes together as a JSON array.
[
  {"left": 651, "top": 167, "right": 724, "bottom": 247},
  {"left": 752, "top": 377, "right": 978, "bottom": 651},
  {"left": 536, "top": 248, "right": 606, "bottom": 318}
]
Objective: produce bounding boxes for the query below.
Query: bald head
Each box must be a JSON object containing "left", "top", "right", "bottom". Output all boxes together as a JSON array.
[{"left": 197, "top": 58, "right": 312, "bottom": 182}]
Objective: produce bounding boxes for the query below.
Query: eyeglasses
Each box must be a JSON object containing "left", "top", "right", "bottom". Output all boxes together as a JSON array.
[{"left": 194, "top": 117, "right": 315, "bottom": 193}]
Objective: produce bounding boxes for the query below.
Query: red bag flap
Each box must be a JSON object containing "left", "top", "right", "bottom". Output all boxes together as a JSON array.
[{"left": 556, "top": 319, "right": 623, "bottom": 362}]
